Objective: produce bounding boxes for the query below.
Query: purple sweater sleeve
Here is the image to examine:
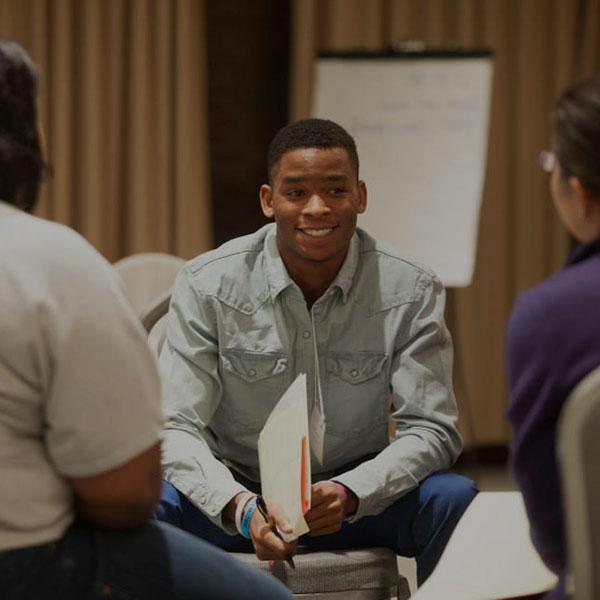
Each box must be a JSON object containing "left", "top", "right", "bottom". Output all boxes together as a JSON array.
[{"left": 506, "top": 291, "right": 566, "bottom": 575}]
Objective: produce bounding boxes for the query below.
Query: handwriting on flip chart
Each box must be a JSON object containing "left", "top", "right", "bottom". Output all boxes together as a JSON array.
[{"left": 313, "top": 56, "right": 493, "bottom": 287}]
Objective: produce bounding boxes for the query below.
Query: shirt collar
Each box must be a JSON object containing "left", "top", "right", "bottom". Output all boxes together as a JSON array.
[
  {"left": 566, "top": 236, "right": 600, "bottom": 266},
  {"left": 263, "top": 225, "right": 360, "bottom": 303},
  {"left": 264, "top": 226, "right": 295, "bottom": 300},
  {"left": 330, "top": 232, "right": 360, "bottom": 303}
]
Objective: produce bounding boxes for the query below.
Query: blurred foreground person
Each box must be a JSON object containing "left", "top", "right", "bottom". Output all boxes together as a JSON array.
[
  {"left": 0, "top": 39, "right": 291, "bottom": 600},
  {"left": 507, "top": 75, "right": 600, "bottom": 600}
]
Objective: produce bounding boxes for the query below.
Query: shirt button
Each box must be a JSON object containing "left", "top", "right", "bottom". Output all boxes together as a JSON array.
[
  {"left": 350, "top": 369, "right": 359, "bottom": 377},
  {"left": 302, "top": 331, "right": 311, "bottom": 339},
  {"left": 248, "top": 368, "right": 257, "bottom": 377}
]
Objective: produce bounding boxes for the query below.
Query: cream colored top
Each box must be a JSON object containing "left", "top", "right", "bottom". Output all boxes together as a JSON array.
[{"left": 0, "top": 202, "right": 163, "bottom": 551}]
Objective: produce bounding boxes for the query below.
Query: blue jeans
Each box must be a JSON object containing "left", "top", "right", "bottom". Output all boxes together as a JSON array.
[
  {"left": 0, "top": 520, "right": 292, "bottom": 599},
  {"left": 156, "top": 471, "right": 478, "bottom": 585}
]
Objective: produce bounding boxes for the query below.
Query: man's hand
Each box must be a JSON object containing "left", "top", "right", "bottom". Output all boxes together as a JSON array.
[
  {"left": 305, "top": 481, "right": 358, "bottom": 536},
  {"left": 249, "top": 500, "right": 298, "bottom": 561},
  {"left": 225, "top": 494, "right": 297, "bottom": 560}
]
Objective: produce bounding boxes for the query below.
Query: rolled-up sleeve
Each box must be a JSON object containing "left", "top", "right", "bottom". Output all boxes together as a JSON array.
[
  {"left": 158, "top": 269, "right": 247, "bottom": 531},
  {"left": 334, "top": 274, "right": 463, "bottom": 521}
]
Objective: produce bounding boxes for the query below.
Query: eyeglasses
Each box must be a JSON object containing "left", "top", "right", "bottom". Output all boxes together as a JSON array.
[{"left": 538, "top": 150, "right": 556, "bottom": 173}]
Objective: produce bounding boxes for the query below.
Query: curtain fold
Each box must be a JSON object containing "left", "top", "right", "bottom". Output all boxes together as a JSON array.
[
  {"left": 291, "top": 0, "right": 600, "bottom": 446},
  {"left": 0, "top": 0, "right": 212, "bottom": 261}
]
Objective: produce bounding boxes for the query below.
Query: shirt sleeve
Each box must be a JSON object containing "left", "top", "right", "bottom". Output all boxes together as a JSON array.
[
  {"left": 44, "top": 236, "right": 163, "bottom": 478},
  {"left": 506, "top": 292, "right": 566, "bottom": 573},
  {"left": 158, "top": 269, "right": 247, "bottom": 532},
  {"left": 334, "top": 273, "right": 463, "bottom": 521}
]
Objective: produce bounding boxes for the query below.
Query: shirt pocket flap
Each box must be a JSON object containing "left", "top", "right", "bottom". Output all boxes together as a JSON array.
[
  {"left": 221, "top": 349, "right": 288, "bottom": 383},
  {"left": 326, "top": 352, "right": 387, "bottom": 384}
]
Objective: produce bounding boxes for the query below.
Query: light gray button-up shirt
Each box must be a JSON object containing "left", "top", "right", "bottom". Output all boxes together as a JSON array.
[{"left": 159, "top": 224, "right": 462, "bottom": 531}]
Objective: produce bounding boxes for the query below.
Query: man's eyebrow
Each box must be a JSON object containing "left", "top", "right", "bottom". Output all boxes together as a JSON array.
[
  {"left": 281, "top": 176, "right": 305, "bottom": 184},
  {"left": 280, "top": 174, "right": 350, "bottom": 184}
]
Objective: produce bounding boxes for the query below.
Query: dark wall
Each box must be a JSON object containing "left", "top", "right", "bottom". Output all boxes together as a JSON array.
[{"left": 206, "top": 0, "right": 290, "bottom": 246}]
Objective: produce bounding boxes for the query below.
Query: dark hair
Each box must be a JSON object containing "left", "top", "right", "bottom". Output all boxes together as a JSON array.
[
  {"left": 552, "top": 75, "right": 600, "bottom": 198},
  {"left": 0, "top": 40, "right": 44, "bottom": 211},
  {"left": 267, "top": 118, "right": 359, "bottom": 182}
]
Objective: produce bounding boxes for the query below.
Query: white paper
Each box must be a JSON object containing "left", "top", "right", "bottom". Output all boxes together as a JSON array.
[
  {"left": 258, "top": 374, "right": 311, "bottom": 541},
  {"left": 313, "top": 56, "right": 493, "bottom": 287},
  {"left": 411, "top": 492, "right": 557, "bottom": 599}
]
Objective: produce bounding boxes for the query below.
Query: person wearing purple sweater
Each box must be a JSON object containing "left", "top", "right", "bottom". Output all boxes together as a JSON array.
[{"left": 506, "top": 75, "right": 600, "bottom": 600}]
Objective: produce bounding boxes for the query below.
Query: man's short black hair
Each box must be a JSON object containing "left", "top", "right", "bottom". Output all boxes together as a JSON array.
[{"left": 267, "top": 118, "right": 359, "bottom": 182}]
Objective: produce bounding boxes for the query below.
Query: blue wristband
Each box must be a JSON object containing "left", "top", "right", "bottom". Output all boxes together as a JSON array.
[{"left": 240, "top": 497, "right": 257, "bottom": 539}]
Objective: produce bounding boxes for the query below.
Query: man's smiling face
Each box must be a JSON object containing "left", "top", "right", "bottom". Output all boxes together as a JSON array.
[{"left": 260, "top": 146, "right": 367, "bottom": 276}]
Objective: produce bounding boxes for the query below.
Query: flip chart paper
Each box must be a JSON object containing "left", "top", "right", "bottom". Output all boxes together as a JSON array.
[
  {"left": 313, "top": 55, "right": 493, "bottom": 287},
  {"left": 258, "top": 373, "right": 311, "bottom": 541}
]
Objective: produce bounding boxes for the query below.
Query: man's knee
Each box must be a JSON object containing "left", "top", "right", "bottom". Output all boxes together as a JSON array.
[
  {"left": 420, "top": 471, "right": 478, "bottom": 517},
  {"left": 154, "top": 480, "right": 184, "bottom": 526}
]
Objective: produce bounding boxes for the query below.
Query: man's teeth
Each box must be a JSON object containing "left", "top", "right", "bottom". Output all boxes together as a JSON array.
[{"left": 303, "top": 228, "right": 333, "bottom": 237}]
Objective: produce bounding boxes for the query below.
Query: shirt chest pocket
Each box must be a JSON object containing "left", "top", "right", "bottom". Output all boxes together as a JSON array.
[
  {"left": 324, "top": 351, "right": 389, "bottom": 437},
  {"left": 219, "top": 349, "right": 289, "bottom": 432}
]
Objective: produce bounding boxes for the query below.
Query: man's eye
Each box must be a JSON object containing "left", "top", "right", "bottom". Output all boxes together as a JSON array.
[
  {"left": 329, "top": 188, "right": 348, "bottom": 196},
  {"left": 286, "top": 189, "right": 305, "bottom": 198}
]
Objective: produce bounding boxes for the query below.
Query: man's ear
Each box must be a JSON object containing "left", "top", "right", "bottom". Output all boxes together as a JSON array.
[
  {"left": 569, "top": 176, "right": 594, "bottom": 220},
  {"left": 260, "top": 184, "right": 274, "bottom": 219},
  {"left": 357, "top": 180, "right": 367, "bottom": 214}
]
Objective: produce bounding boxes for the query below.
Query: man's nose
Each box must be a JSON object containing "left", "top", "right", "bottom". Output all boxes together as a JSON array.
[{"left": 303, "top": 193, "right": 330, "bottom": 216}]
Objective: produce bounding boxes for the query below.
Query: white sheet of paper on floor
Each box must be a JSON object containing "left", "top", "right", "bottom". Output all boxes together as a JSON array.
[{"left": 411, "top": 492, "right": 557, "bottom": 599}]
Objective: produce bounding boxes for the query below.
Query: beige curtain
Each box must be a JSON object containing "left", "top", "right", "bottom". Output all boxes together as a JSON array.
[
  {"left": 0, "top": 0, "right": 212, "bottom": 261},
  {"left": 291, "top": 0, "right": 600, "bottom": 446}
]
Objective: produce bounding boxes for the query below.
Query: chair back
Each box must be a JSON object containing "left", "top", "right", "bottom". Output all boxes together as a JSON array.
[
  {"left": 148, "top": 313, "right": 169, "bottom": 359},
  {"left": 113, "top": 253, "right": 184, "bottom": 316},
  {"left": 558, "top": 365, "right": 600, "bottom": 600},
  {"left": 138, "top": 288, "right": 171, "bottom": 358},
  {"left": 140, "top": 289, "right": 171, "bottom": 333}
]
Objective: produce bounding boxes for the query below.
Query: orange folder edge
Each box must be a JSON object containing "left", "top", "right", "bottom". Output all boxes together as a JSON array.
[{"left": 301, "top": 435, "right": 309, "bottom": 514}]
